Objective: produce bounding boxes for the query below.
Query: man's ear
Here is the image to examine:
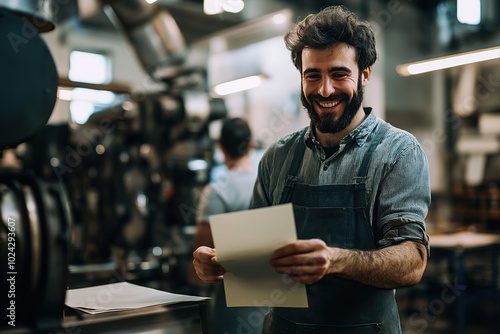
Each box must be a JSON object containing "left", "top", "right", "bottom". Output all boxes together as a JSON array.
[{"left": 361, "top": 66, "right": 372, "bottom": 86}]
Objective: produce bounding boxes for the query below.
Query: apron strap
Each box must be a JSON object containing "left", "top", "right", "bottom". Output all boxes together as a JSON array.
[
  {"left": 279, "top": 130, "right": 307, "bottom": 204},
  {"left": 356, "top": 122, "right": 390, "bottom": 178}
]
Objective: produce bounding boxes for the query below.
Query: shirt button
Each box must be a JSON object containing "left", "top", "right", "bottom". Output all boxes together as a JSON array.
[{"left": 323, "top": 164, "right": 328, "bottom": 171}]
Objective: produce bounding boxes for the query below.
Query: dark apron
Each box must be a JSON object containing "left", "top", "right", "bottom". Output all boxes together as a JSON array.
[{"left": 268, "top": 123, "right": 400, "bottom": 334}]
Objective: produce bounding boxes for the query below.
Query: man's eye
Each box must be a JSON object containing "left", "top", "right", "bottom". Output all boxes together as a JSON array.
[
  {"left": 333, "top": 73, "right": 348, "bottom": 79},
  {"left": 304, "top": 74, "right": 320, "bottom": 80}
]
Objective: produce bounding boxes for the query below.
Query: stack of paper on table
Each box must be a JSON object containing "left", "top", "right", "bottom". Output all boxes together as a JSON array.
[
  {"left": 209, "top": 203, "right": 308, "bottom": 308},
  {"left": 65, "top": 282, "right": 209, "bottom": 314}
]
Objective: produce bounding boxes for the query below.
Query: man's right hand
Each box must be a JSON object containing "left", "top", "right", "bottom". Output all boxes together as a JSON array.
[{"left": 192, "top": 246, "right": 225, "bottom": 283}]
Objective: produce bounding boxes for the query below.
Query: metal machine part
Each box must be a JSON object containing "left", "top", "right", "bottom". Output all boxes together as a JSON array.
[
  {"left": 0, "top": 0, "right": 57, "bottom": 32},
  {"left": 0, "top": 2, "right": 68, "bottom": 332},
  {"left": 60, "top": 90, "right": 226, "bottom": 285},
  {"left": 0, "top": 7, "right": 58, "bottom": 150},
  {"left": 0, "top": 2, "right": 225, "bottom": 332},
  {"left": 0, "top": 169, "right": 72, "bottom": 333},
  {"left": 104, "top": 0, "right": 187, "bottom": 80}
]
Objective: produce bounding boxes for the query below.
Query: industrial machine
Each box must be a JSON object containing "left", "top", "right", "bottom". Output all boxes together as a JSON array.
[
  {"left": 1, "top": 0, "right": 225, "bottom": 332},
  {"left": 0, "top": 1, "right": 71, "bottom": 332},
  {"left": 56, "top": 0, "right": 227, "bottom": 289}
]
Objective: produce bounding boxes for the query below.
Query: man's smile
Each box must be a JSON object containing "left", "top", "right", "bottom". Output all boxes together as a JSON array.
[{"left": 316, "top": 99, "right": 342, "bottom": 108}]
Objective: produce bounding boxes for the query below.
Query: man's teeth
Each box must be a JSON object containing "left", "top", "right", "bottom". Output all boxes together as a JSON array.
[{"left": 318, "top": 100, "right": 341, "bottom": 108}]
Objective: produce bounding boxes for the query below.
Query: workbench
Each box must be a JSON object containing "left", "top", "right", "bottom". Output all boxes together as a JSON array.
[
  {"left": 426, "top": 231, "right": 500, "bottom": 334},
  {"left": 63, "top": 300, "right": 208, "bottom": 334}
]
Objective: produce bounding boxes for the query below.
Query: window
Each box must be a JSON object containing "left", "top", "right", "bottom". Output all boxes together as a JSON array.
[
  {"left": 68, "top": 88, "right": 117, "bottom": 124},
  {"left": 457, "top": 0, "right": 481, "bottom": 25},
  {"left": 63, "top": 50, "right": 125, "bottom": 124},
  {"left": 68, "top": 50, "right": 110, "bottom": 84}
]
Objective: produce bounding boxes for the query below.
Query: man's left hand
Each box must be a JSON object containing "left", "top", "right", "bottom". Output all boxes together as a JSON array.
[{"left": 270, "top": 239, "right": 333, "bottom": 284}]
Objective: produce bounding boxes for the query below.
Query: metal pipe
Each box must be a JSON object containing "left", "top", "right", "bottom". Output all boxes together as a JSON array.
[
  {"left": 103, "top": 0, "right": 187, "bottom": 79},
  {"left": 0, "top": 0, "right": 58, "bottom": 32}
]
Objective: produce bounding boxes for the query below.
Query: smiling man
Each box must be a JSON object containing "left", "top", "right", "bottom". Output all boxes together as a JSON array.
[
  {"left": 192, "top": 5, "right": 431, "bottom": 334},
  {"left": 301, "top": 44, "right": 369, "bottom": 147}
]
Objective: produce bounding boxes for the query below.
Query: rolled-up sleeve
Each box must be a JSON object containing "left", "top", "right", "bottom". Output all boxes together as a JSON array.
[{"left": 375, "top": 138, "right": 431, "bottom": 254}]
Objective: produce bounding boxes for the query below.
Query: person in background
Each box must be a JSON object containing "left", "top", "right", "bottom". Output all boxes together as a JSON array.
[
  {"left": 192, "top": 5, "right": 431, "bottom": 334},
  {"left": 187, "top": 117, "right": 265, "bottom": 334}
]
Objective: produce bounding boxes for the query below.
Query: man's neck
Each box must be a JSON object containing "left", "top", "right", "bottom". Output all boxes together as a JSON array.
[{"left": 226, "top": 154, "right": 253, "bottom": 171}]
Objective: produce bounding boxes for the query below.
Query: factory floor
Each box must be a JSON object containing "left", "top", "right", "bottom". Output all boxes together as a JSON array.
[
  {"left": 394, "top": 236, "right": 500, "bottom": 334},
  {"left": 396, "top": 284, "right": 500, "bottom": 334}
]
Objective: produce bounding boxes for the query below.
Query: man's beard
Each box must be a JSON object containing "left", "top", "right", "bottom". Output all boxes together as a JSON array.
[{"left": 302, "top": 78, "right": 364, "bottom": 134}]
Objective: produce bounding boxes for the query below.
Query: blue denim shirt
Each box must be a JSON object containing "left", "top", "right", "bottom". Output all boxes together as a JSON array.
[{"left": 250, "top": 108, "right": 430, "bottom": 249}]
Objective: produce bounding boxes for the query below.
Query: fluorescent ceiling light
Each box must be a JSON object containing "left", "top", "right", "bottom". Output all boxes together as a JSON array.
[
  {"left": 396, "top": 46, "right": 500, "bottom": 76},
  {"left": 204, "top": 0, "right": 244, "bottom": 15},
  {"left": 272, "top": 13, "right": 288, "bottom": 25},
  {"left": 222, "top": 0, "right": 244, "bottom": 13},
  {"left": 213, "top": 74, "right": 267, "bottom": 96},
  {"left": 204, "top": 0, "right": 223, "bottom": 15}
]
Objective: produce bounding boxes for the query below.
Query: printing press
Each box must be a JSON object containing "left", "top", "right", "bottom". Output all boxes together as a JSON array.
[{"left": 0, "top": 0, "right": 224, "bottom": 332}]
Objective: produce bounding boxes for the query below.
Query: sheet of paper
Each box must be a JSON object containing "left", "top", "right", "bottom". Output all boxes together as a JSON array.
[
  {"left": 209, "top": 203, "right": 308, "bottom": 308},
  {"left": 65, "top": 282, "right": 209, "bottom": 314}
]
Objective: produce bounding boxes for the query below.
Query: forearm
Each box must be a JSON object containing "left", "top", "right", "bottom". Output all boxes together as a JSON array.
[{"left": 330, "top": 241, "right": 427, "bottom": 289}]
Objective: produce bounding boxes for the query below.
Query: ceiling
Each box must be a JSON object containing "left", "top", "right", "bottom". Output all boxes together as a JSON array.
[
  {"left": 74, "top": 0, "right": 444, "bottom": 46},
  {"left": 76, "top": 0, "right": 312, "bottom": 44}
]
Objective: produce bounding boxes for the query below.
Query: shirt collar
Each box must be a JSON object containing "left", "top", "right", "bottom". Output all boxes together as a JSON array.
[{"left": 304, "top": 107, "right": 378, "bottom": 148}]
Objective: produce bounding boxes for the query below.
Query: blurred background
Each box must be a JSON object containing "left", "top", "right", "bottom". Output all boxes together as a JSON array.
[{"left": 1, "top": 0, "right": 500, "bottom": 333}]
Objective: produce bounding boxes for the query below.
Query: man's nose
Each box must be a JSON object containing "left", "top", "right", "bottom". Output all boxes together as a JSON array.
[{"left": 318, "top": 77, "right": 336, "bottom": 97}]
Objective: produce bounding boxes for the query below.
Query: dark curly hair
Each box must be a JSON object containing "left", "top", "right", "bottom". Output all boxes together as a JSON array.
[
  {"left": 220, "top": 117, "right": 252, "bottom": 159},
  {"left": 284, "top": 5, "right": 377, "bottom": 72}
]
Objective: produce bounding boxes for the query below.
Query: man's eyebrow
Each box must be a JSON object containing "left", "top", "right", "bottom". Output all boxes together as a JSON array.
[
  {"left": 303, "top": 66, "right": 352, "bottom": 75},
  {"left": 303, "top": 68, "right": 320, "bottom": 75},
  {"left": 329, "top": 66, "right": 352, "bottom": 73}
]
